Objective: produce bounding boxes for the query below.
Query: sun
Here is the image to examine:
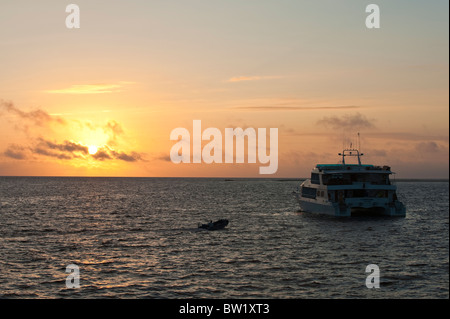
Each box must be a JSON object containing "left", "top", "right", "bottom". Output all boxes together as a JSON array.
[{"left": 88, "top": 145, "right": 98, "bottom": 155}]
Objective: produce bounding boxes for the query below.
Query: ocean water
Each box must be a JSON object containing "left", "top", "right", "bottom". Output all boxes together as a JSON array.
[{"left": 0, "top": 177, "right": 448, "bottom": 299}]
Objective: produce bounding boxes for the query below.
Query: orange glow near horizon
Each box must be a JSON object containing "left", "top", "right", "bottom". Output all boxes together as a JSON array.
[{"left": 0, "top": 1, "right": 448, "bottom": 179}]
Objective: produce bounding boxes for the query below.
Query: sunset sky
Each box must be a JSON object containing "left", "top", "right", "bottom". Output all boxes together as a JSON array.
[{"left": 0, "top": 0, "right": 448, "bottom": 178}]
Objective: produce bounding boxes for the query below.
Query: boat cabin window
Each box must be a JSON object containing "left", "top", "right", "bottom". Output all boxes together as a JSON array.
[
  {"left": 322, "top": 173, "right": 390, "bottom": 185},
  {"left": 311, "top": 173, "right": 320, "bottom": 185},
  {"left": 301, "top": 187, "right": 317, "bottom": 199},
  {"left": 349, "top": 173, "right": 390, "bottom": 185},
  {"left": 322, "top": 173, "right": 349, "bottom": 185}
]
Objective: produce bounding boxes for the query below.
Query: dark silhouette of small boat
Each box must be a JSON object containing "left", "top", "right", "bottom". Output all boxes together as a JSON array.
[{"left": 198, "top": 219, "right": 229, "bottom": 231}]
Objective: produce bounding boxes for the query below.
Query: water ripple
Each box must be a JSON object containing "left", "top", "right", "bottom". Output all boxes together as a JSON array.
[{"left": 0, "top": 177, "right": 448, "bottom": 298}]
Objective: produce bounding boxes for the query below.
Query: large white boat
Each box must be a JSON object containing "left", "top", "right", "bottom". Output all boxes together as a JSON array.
[{"left": 297, "top": 148, "right": 406, "bottom": 217}]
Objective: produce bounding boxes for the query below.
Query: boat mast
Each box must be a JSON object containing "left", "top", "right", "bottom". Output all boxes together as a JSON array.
[
  {"left": 339, "top": 149, "right": 363, "bottom": 165},
  {"left": 339, "top": 134, "right": 364, "bottom": 165}
]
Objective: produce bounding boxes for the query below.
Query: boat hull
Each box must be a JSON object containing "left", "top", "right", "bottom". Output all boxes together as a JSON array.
[
  {"left": 297, "top": 199, "right": 337, "bottom": 216},
  {"left": 297, "top": 195, "right": 406, "bottom": 217},
  {"left": 198, "top": 219, "right": 229, "bottom": 230}
]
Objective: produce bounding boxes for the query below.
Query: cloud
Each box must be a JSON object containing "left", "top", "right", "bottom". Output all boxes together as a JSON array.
[
  {"left": 1, "top": 99, "right": 144, "bottom": 164},
  {"left": 103, "top": 120, "right": 124, "bottom": 145},
  {"left": 33, "top": 147, "right": 73, "bottom": 160},
  {"left": 91, "top": 146, "right": 143, "bottom": 162},
  {"left": 44, "top": 82, "right": 134, "bottom": 94},
  {"left": 2, "top": 138, "right": 143, "bottom": 163},
  {"left": 26, "top": 139, "right": 144, "bottom": 162},
  {"left": 364, "top": 132, "right": 449, "bottom": 142},
  {"left": 104, "top": 120, "right": 124, "bottom": 136},
  {"left": 0, "top": 100, "right": 66, "bottom": 126},
  {"left": 153, "top": 154, "right": 172, "bottom": 162},
  {"left": 81, "top": 120, "right": 126, "bottom": 146},
  {"left": 227, "top": 75, "right": 283, "bottom": 82},
  {"left": 3, "top": 145, "right": 27, "bottom": 160},
  {"left": 41, "top": 139, "right": 89, "bottom": 154},
  {"left": 234, "top": 105, "right": 361, "bottom": 111},
  {"left": 31, "top": 139, "right": 88, "bottom": 160},
  {"left": 415, "top": 141, "right": 444, "bottom": 153},
  {"left": 91, "top": 149, "right": 112, "bottom": 161},
  {"left": 111, "top": 150, "right": 142, "bottom": 162},
  {"left": 317, "top": 112, "right": 375, "bottom": 130}
]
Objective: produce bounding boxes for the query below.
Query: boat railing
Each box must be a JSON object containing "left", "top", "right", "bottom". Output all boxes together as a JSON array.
[{"left": 338, "top": 148, "right": 363, "bottom": 166}]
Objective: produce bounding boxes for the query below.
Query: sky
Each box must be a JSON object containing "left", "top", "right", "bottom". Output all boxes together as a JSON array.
[{"left": 0, "top": 0, "right": 448, "bottom": 178}]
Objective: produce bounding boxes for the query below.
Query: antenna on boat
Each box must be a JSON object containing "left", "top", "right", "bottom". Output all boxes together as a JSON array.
[
  {"left": 358, "top": 132, "right": 361, "bottom": 151},
  {"left": 338, "top": 133, "right": 364, "bottom": 166}
]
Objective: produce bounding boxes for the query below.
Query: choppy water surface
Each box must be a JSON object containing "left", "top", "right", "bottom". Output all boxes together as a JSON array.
[{"left": 0, "top": 177, "right": 448, "bottom": 298}]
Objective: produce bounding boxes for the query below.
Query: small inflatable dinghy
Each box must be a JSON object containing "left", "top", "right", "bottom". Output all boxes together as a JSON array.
[{"left": 198, "top": 219, "right": 229, "bottom": 231}]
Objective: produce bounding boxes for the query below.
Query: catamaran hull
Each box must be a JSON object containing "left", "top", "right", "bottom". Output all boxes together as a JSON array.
[
  {"left": 297, "top": 196, "right": 406, "bottom": 217},
  {"left": 298, "top": 199, "right": 337, "bottom": 216}
]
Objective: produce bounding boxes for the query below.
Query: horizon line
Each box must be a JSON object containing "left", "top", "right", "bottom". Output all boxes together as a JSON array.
[{"left": 0, "top": 175, "right": 448, "bottom": 182}]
